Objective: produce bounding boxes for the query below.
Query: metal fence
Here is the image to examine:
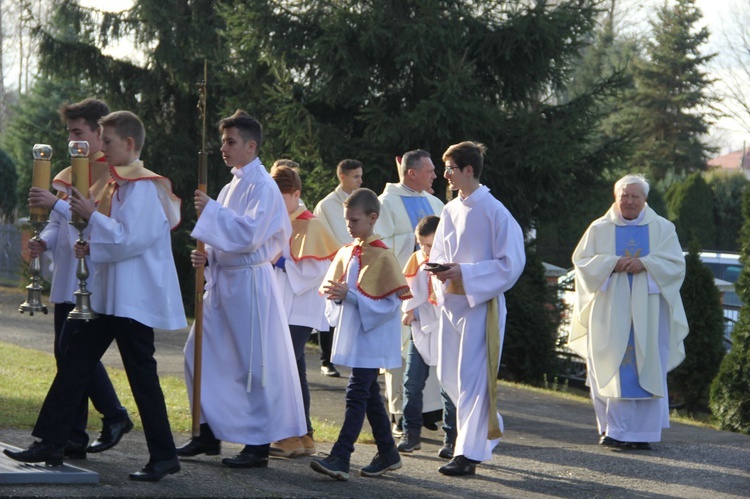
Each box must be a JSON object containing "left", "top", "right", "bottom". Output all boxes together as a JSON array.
[{"left": 0, "top": 223, "right": 21, "bottom": 285}]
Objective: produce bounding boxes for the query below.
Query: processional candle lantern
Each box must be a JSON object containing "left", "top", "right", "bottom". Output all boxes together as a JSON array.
[
  {"left": 19, "top": 144, "right": 53, "bottom": 315},
  {"left": 67, "top": 140, "right": 97, "bottom": 321}
]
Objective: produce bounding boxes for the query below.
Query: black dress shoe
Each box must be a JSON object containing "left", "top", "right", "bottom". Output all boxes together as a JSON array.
[
  {"left": 221, "top": 449, "right": 269, "bottom": 468},
  {"left": 64, "top": 440, "right": 87, "bottom": 460},
  {"left": 599, "top": 436, "right": 629, "bottom": 449},
  {"left": 129, "top": 456, "right": 180, "bottom": 482},
  {"left": 3, "top": 441, "right": 64, "bottom": 466},
  {"left": 627, "top": 442, "right": 653, "bottom": 450},
  {"left": 438, "top": 455, "right": 477, "bottom": 476},
  {"left": 88, "top": 418, "right": 134, "bottom": 453},
  {"left": 176, "top": 437, "right": 221, "bottom": 457}
]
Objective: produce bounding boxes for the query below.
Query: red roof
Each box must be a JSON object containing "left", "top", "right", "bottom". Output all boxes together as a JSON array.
[{"left": 707, "top": 148, "right": 750, "bottom": 171}]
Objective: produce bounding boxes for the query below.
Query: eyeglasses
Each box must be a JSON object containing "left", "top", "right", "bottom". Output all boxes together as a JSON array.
[{"left": 444, "top": 165, "right": 465, "bottom": 175}]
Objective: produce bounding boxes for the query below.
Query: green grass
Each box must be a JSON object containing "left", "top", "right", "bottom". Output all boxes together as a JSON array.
[
  {"left": 0, "top": 340, "right": 366, "bottom": 443},
  {"left": 2, "top": 338, "right": 718, "bottom": 442}
]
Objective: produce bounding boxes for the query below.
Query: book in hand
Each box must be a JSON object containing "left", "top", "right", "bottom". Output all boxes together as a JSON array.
[{"left": 424, "top": 262, "right": 450, "bottom": 272}]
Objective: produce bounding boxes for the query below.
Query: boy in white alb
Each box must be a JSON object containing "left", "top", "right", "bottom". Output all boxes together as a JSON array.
[
  {"left": 6, "top": 110, "right": 187, "bottom": 483},
  {"left": 398, "top": 215, "right": 457, "bottom": 459},
  {"left": 178, "top": 110, "right": 307, "bottom": 470},
  {"left": 310, "top": 188, "right": 411, "bottom": 481},
  {"left": 430, "top": 141, "right": 525, "bottom": 477},
  {"left": 270, "top": 163, "right": 340, "bottom": 457},
  {"left": 27, "top": 98, "right": 131, "bottom": 458}
]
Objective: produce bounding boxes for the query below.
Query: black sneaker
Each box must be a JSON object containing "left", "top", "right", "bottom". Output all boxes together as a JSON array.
[
  {"left": 310, "top": 454, "right": 350, "bottom": 481},
  {"left": 397, "top": 432, "right": 421, "bottom": 453},
  {"left": 360, "top": 447, "right": 402, "bottom": 477},
  {"left": 438, "top": 443, "right": 454, "bottom": 460}
]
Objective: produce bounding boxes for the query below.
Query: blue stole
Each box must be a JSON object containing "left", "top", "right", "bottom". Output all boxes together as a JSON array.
[
  {"left": 615, "top": 224, "right": 652, "bottom": 399},
  {"left": 400, "top": 196, "right": 433, "bottom": 230}
]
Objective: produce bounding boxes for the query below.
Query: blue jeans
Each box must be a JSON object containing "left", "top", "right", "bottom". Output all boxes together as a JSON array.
[
  {"left": 402, "top": 336, "right": 457, "bottom": 444},
  {"left": 331, "top": 367, "right": 395, "bottom": 461},
  {"left": 402, "top": 337, "right": 430, "bottom": 434},
  {"left": 441, "top": 387, "right": 457, "bottom": 446}
]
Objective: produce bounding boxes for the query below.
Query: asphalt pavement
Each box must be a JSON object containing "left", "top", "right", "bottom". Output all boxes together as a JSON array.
[{"left": 0, "top": 285, "right": 749, "bottom": 498}]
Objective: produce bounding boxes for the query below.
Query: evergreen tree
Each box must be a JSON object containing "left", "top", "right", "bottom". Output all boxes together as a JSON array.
[
  {"left": 706, "top": 170, "right": 747, "bottom": 252},
  {"left": 1, "top": 78, "right": 81, "bottom": 215},
  {"left": 503, "top": 245, "right": 559, "bottom": 384},
  {"left": 668, "top": 171, "right": 716, "bottom": 248},
  {"left": 625, "top": 0, "right": 716, "bottom": 182},
  {"left": 35, "top": 0, "right": 230, "bottom": 309},
  {"left": 710, "top": 188, "right": 750, "bottom": 434},
  {"left": 668, "top": 238, "right": 725, "bottom": 413},
  {"left": 219, "top": 0, "right": 623, "bottom": 231},
  {"left": 0, "top": 147, "right": 16, "bottom": 222}
]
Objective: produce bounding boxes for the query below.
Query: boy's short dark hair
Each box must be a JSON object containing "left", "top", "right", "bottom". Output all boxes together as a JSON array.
[
  {"left": 99, "top": 111, "right": 146, "bottom": 153},
  {"left": 271, "top": 164, "right": 302, "bottom": 194},
  {"left": 344, "top": 188, "right": 380, "bottom": 216},
  {"left": 336, "top": 159, "right": 363, "bottom": 176},
  {"left": 416, "top": 215, "right": 440, "bottom": 237},
  {"left": 443, "top": 141, "right": 486, "bottom": 179},
  {"left": 60, "top": 98, "right": 110, "bottom": 132},
  {"left": 219, "top": 110, "right": 263, "bottom": 151}
]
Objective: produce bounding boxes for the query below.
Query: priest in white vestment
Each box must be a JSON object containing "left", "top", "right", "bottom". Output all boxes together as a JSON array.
[
  {"left": 569, "top": 173, "right": 688, "bottom": 449},
  {"left": 430, "top": 142, "right": 525, "bottom": 476},
  {"left": 378, "top": 150, "right": 446, "bottom": 433}
]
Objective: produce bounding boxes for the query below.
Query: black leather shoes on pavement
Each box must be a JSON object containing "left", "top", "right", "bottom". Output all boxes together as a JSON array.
[
  {"left": 64, "top": 440, "right": 87, "bottom": 460},
  {"left": 438, "top": 455, "right": 477, "bottom": 476},
  {"left": 129, "top": 456, "right": 181, "bottom": 482},
  {"left": 176, "top": 437, "right": 221, "bottom": 457},
  {"left": 221, "top": 448, "right": 269, "bottom": 468},
  {"left": 599, "top": 435, "right": 652, "bottom": 450},
  {"left": 88, "top": 418, "right": 134, "bottom": 453},
  {"left": 438, "top": 442, "right": 454, "bottom": 460},
  {"left": 3, "top": 440, "right": 64, "bottom": 466}
]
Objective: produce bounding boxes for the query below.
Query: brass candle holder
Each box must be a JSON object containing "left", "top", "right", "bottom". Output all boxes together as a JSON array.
[
  {"left": 19, "top": 144, "right": 53, "bottom": 316},
  {"left": 66, "top": 140, "right": 97, "bottom": 321}
]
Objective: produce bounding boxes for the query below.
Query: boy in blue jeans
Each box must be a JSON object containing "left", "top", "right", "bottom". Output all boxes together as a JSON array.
[{"left": 311, "top": 188, "right": 411, "bottom": 481}]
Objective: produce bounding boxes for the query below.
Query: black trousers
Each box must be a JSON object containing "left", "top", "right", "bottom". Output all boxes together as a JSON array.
[
  {"left": 33, "top": 314, "right": 176, "bottom": 462},
  {"left": 318, "top": 326, "right": 335, "bottom": 365},
  {"left": 53, "top": 304, "right": 128, "bottom": 446}
]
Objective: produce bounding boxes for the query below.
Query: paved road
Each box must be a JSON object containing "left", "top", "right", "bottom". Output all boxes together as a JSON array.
[{"left": 1, "top": 285, "right": 749, "bottom": 497}]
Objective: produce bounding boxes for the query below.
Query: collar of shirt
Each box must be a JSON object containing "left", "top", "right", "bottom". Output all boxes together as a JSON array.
[
  {"left": 231, "top": 157, "right": 262, "bottom": 178},
  {"left": 617, "top": 207, "right": 646, "bottom": 225},
  {"left": 400, "top": 182, "right": 419, "bottom": 194}
]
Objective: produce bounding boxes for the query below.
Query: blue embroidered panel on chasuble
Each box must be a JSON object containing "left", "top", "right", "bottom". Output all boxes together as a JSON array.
[
  {"left": 400, "top": 196, "right": 434, "bottom": 230},
  {"left": 615, "top": 224, "right": 652, "bottom": 399}
]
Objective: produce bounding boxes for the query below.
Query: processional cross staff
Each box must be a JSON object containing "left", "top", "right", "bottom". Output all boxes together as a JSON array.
[{"left": 192, "top": 60, "right": 209, "bottom": 438}]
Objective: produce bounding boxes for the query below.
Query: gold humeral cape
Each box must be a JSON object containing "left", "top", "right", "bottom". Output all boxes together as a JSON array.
[
  {"left": 97, "top": 160, "right": 182, "bottom": 230},
  {"left": 403, "top": 250, "right": 437, "bottom": 305},
  {"left": 51, "top": 151, "right": 111, "bottom": 203},
  {"left": 321, "top": 234, "right": 412, "bottom": 300},
  {"left": 289, "top": 207, "right": 340, "bottom": 262}
]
